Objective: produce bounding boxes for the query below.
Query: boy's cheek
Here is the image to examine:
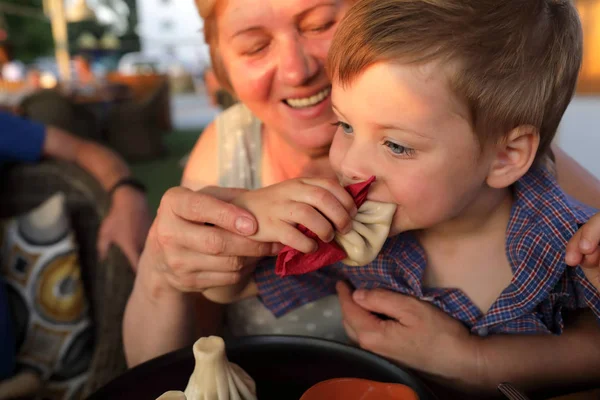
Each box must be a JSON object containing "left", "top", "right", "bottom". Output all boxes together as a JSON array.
[{"left": 327, "top": 139, "right": 345, "bottom": 177}]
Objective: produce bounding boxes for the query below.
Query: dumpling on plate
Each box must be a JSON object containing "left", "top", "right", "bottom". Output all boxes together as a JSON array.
[{"left": 156, "top": 336, "right": 257, "bottom": 400}]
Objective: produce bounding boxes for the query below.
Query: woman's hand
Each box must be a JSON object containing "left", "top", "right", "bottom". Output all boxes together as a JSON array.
[
  {"left": 141, "top": 185, "right": 280, "bottom": 294},
  {"left": 566, "top": 213, "right": 600, "bottom": 292},
  {"left": 232, "top": 178, "right": 357, "bottom": 254},
  {"left": 336, "top": 282, "right": 481, "bottom": 386}
]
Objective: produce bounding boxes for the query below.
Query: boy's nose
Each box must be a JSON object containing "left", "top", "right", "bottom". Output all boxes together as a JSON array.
[{"left": 339, "top": 160, "right": 373, "bottom": 185}]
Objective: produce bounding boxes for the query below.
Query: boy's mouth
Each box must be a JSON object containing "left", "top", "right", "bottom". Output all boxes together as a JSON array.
[{"left": 283, "top": 87, "right": 331, "bottom": 109}]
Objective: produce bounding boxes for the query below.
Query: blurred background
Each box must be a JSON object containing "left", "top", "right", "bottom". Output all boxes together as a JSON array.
[
  {"left": 559, "top": 0, "right": 600, "bottom": 181},
  {"left": 0, "top": 0, "right": 228, "bottom": 213},
  {"left": 0, "top": 0, "right": 598, "bottom": 214}
]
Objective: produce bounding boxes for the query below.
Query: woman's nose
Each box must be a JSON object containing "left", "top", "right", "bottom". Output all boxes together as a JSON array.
[{"left": 278, "top": 36, "right": 319, "bottom": 87}]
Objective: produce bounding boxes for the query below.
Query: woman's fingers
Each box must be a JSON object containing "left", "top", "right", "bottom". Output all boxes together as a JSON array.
[
  {"left": 156, "top": 217, "right": 275, "bottom": 258},
  {"left": 163, "top": 186, "right": 258, "bottom": 236},
  {"left": 163, "top": 269, "right": 244, "bottom": 293},
  {"left": 161, "top": 246, "right": 256, "bottom": 275}
]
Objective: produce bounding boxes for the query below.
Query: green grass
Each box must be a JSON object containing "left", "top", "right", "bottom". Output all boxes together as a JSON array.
[{"left": 130, "top": 129, "right": 203, "bottom": 216}]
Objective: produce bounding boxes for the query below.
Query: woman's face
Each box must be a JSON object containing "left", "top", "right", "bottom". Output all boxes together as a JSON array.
[{"left": 216, "top": 0, "right": 351, "bottom": 155}]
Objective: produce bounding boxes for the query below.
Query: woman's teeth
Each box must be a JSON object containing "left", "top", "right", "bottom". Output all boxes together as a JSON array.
[{"left": 285, "top": 87, "right": 331, "bottom": 109}]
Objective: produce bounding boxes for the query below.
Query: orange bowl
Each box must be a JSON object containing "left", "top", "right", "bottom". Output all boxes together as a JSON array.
[{"left": 299, "top": 378, "right": 420, "bottom": 400}]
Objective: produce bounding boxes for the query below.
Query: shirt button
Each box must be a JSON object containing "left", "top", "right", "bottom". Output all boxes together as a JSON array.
[{"left": 477, "top": 327, "right": 489, "bottom": 337}]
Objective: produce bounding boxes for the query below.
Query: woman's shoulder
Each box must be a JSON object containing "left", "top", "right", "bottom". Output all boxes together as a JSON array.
[
  {"left": 182, "top": 103, "right": 262, "bottom": 190},
  {"left": 215, "top": 102, "right": 259, "bottom": 136},
  {"left": 181, "top": 122, "right": 218, "bottom": 190}
]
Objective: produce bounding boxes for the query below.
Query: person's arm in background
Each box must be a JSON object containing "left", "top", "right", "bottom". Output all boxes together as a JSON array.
[
  {"left": 43, "top": 125, "right": 151, "bottom": 267},
  {"left": 0, "top": 111, "right": 151, "bottom": 268},
  {"left": 553, "top": 144, "right": 600, "bottom": 209}
]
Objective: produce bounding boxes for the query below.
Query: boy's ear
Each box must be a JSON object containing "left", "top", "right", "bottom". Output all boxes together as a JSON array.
[{"left": 486, "top": 125, "right": 539, "bottom": 189}]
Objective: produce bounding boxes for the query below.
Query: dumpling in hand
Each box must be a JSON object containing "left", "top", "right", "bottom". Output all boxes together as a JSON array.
[
  {"left": 335, "top": 201, "right": 397, "bottom": 266},
  {"left": 184, "top": 336, "right": 257, "bottom": 400}
]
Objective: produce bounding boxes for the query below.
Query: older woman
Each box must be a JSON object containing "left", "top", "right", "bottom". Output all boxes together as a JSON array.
[{"left": 124, "top": 0, "right": 600, "bottom": 395}]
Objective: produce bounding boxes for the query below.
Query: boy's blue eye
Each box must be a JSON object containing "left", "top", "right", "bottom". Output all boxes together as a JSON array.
[
  {"left": 332, "top": 121, "right": 354, "bottom": 134},
  {"left": 384, "top": 140, "right": 414, "bottom": 156}
]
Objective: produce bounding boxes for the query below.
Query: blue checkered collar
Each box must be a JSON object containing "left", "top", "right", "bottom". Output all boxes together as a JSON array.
[{"left": 378, "top": 166, "right": 593, "bottom": 329}]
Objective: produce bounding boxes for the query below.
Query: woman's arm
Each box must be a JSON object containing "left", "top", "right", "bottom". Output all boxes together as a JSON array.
[
  {"left": 553, "top": 144, "right": 600, "bottom": 208},
  {"left": 123, "top": 185, "right": 273, "bottom": 366},
  {"left": 476, "top": 311, "right": 600, "bottom": 398},
  {"left": 181, "top": 123, "right": 219, "bottom": 191},
  {"left": 123, "top": 243, "right": 199, "bottom": 367},
  {"left": 124, "top": 123, "right": 277, "bottom": 366},
  {"left": 336, "top": 283, "right": 600, "bottom": 397}
]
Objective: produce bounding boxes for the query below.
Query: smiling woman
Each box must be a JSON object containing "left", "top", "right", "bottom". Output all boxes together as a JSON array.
[
  {"left": 124, "top": 0, "right": 359, "bottom": 368},
  {"left": 180, "top": 0, "right": 353, "bottom": 192}
]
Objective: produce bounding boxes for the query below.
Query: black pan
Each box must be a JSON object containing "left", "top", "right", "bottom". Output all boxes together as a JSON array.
[{"left": 87, "top": 335, "right": 436, "bottom": 400}]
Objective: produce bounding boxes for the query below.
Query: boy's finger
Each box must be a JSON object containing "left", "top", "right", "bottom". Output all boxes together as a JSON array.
[
  {"left": 293, "top": 185, "right": 354, "bottom": 234},
  {"left": 275, "top": 221, "right": 318, "bottom": 254},
  {"left": 286, "top": 202, "right": 335, "bottom": 243},
  {"left": 565, "top": 229, "right": 583, "bottom": 266},
  {"left": 579, "top": 265, "right": 600, "bottom": 291},
  {"left": 581, "top": 249, "right": 600, "bottom": 269},
  {"left": 301, "top": 178, "right": 357, "bottom": 216},
  {"left": 577, "top": 219, "right": 600, "bottom": 254},
  {"left": 565, "top": 251, "right": 583, "bottom": 267}
]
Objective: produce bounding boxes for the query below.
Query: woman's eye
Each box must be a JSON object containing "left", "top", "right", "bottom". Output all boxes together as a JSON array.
[
  {"left": 301, "top": 19, "right": 336, "bottom": 34},
  {"left": 308, "top": 21, "right": 335, "bottom": 33},
  {"left": 242, "top": 42, "right": 269, "bottom": 56},
  {"left": 384, "top": 140, "right": 414, "bottom": 156}
]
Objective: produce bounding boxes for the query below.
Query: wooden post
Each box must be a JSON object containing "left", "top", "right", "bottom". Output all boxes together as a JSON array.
[{"left": 49, "top": 0, "right": 71, "bottom": 82}]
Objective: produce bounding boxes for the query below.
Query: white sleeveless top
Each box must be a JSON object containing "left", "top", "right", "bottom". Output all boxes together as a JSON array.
[{"left": 216, "top": 104, "right": 348, "bottom": 343}]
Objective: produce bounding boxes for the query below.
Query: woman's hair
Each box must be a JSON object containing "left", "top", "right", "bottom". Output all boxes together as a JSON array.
[
  {"left": 195, "top": 0, "right": 215, "bottom": 18},
  {"left": 195, "top": 0, "right": 233, "bottom": 92},
  {"left": 327, "top": 0, "right": 583, "bottom": 160}
]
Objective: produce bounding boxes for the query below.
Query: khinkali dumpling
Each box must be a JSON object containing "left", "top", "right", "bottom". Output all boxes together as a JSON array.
[
  {"left": 155, "top": 336, "right": 257, "bottom": 400},
  {"left": 334, "top": 200, "right": 397, "bottom": 266}
]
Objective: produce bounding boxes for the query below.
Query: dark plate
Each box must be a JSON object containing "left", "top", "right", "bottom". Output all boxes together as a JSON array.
[{"left": 87, "top": 335, "right": 436, "bottom": 400}]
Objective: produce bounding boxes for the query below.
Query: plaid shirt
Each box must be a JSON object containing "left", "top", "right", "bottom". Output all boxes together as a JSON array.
[{"left": 254, "top": 167, "right": 600, "bottom": 336}]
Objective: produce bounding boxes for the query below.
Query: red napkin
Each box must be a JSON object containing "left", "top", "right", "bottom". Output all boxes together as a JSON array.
[{"left": 275, "top": 176, "right": 376, "bottom": 277}]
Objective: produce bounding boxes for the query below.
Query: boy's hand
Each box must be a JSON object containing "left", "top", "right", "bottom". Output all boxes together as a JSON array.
[
  {"left": 566, "top": 214, "right": 600, "bottom": 291},
  {"left": 336, "top": 282, "right": 481, "bottom": 384},
  {"left": 231, "top": 178, "right": 357, "bottom": 254}
]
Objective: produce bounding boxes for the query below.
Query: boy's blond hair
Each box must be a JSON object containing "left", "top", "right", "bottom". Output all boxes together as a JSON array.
[{"left": 327, "top": 0, "right": 583, "bottom": 159}]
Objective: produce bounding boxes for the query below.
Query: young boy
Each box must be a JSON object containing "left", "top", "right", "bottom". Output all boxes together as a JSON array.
[{"left": 204, "top": 0, "right": 600, "bottom": 337}]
